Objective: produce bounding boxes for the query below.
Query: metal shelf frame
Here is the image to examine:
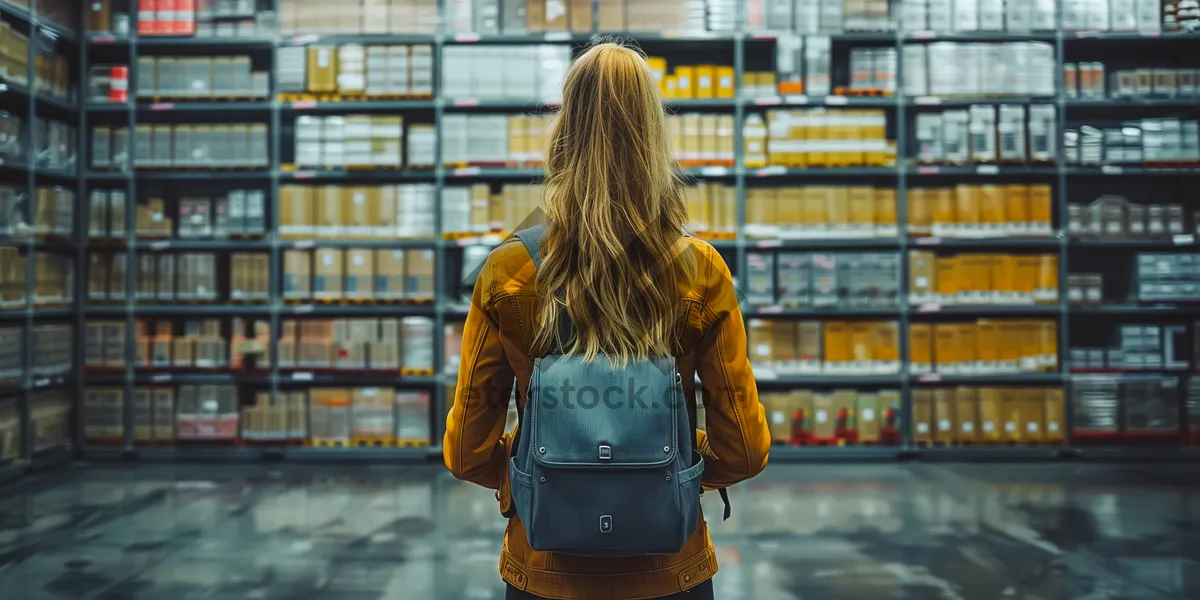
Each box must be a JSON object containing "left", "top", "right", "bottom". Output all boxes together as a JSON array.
[
  {"left": 0, "top": 0, "right": 83, "bottom": 487},
  {"left": 48, "top": 0, "right": 1200, "bottom": 475}
]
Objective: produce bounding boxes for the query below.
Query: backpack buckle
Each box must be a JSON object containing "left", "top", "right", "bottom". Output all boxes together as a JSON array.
[{"left": 598, "top": 445, "right": 611, "bottom": 460}]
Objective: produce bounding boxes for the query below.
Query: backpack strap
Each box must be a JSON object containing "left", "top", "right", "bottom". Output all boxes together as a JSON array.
[{"left": 514, "top": 224, "right": 547, "bottom": 271}]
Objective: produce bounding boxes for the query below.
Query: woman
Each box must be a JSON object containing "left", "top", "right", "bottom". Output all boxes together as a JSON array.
[{"left": 444, "top": 40, "right": 770, "bottom": 600}]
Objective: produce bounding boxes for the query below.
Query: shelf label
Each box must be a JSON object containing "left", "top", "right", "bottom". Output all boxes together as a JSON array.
[
  {"left": 750, "top": 32, "right": 777, "bottom": 40},
  {"left": 1101, "top": 165, "right": 1123, "bottom": 175},
  {"left": 758, "top": 305, "right": 784, "bottom": 314},
  {"left": 291, "top": 171, "right": 317, "bottom": 180},
  {"left": 292, "top": 305, "right": 314, "bottom": 314},
  {"left": 33, "top": 378, "right": 50, "bottom": 388},
  {"left": 911, "top": 30, "right": 935, "bottom": 39},
  {"left": 917, "top": 303, "right": 942, "bottom": 313},
  {"left": 289, "top": 34, "right": 320, "bottom": 45},
  {"left": 454, "top": 33, "right": 481, "bottom": 42},
  {"left": 292, "top": 372, "right": 313, "bottom": 382},
  {"left": 916, "top": 237, "right": 941, "bottom": 246},
  {"left": 918, "top": 374, "right": 941, "bottom": 382},
  {"left": 783, "top": 95, "right": 809, "bottom": 105},
  {"left": 291, "top": 100, "right": 317, "bottom": 110},
  {"left": 1173, "top": 234, "right": 1195, "bottom": 245},
  {"left": 1138, "top": 30, "right": 1161, "bottom": 37},
  {"left": 453, "top": 167, "right": 481, "bottom": 176},
  {"left": 753, "top": 96, "right": 782, "bottom": 106},
  {"left": 917, "top": 166, "right": 940, "bottom": 175},
  {"left": 151, "top": 374, "right": 172, "bottom": 383},
  {"left": 913, "top": 96, "right": 941, "bottom": 105},
  {"left": 756, "top": 368, "right": 778, "bottom": 380},
  {"left": 456, "top": 237, "right": 481, "bottom": 246},
  {"left": 452, "top": 98, "right": 479, "bottom": 107},
  {"left": 755, "top": 166, "right": 786, "bottom": 177},
  {"left": 976, "top": 165, "right": 1000, "bottom": 175},
  {"left": 149, "top": 103, "right": 174, "bottom": 111},
  {"left": 92, "top": 35, "right": 116, "bottom": 44},
  {"left": 755, "top": 239, "right": 782, "bottom": 248},
  {"left": 824, "top": 96, "right": 848, "bottom": 106},
  {"left": 1075, "top": 30, "right": 1101, "bottom": 38},
  {"left": 292, "top": 241, "right": 314, "bottom": 250},
  {"left": 699, "top": 166, "right": 729, "bottom": 176},
  {"left": 544, "top": 32, "right": 572, "bottom": 41},
  {"left": 150, "top": 240, "right": 170, "bottom": 250}
]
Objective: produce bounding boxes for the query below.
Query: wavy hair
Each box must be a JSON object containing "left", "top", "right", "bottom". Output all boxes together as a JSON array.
[{"left": 533, "top": 40, "right": 696, "bottom": 365}]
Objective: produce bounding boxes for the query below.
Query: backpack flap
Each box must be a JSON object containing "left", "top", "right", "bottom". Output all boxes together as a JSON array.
[{"left": 529, "top": 355, "right": 687, "bottom": 469}]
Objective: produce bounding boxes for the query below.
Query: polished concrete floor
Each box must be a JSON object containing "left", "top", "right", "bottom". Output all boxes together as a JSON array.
[{"left": 1, "top": 461, "right": 1199, "bottom": 599}]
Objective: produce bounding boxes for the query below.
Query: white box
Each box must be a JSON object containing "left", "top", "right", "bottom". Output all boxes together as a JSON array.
[
  {"left": 1062, "top": 0, "right": 1087, "bottom": 29},
  {"left": 1110, "top": 0, "right": 1137, "bottom": 30},
  {"left": 902, "top": 0, "right": 928, "bottom": 31},
  {"left": 1136, "top": 0, "right": 1162, "bottom": 32},
  {"left": 979, "top": 0, "right": 1004, "bottom": 30},
  {"left": 1031, "top": 0, "right": 1056, "bottom": 28},
  {"left": 1005, "top": 0, "right": 1033, "bottom": 30},
  {"left": 794, "top": 0, "right": 820, "bottom": 33},
  {"left": 927, "top": 0, "right": 953, "bottom": 31},
  {"left": 968, "top": 104, "right": 997, "bottom": 163},
  {"left": 903, "top": 44, "right": 929, "bottom": 96},
  {"left": 1086, "top": 0, "right": 1110, "bottom": 30},
  {"left": 953, "top": 0, "right": 979, "bottom": 31}
]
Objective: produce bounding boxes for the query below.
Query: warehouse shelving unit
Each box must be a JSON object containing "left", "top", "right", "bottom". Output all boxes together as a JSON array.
[
  {"left": 0, "top": 0, "right": 1186, "bottom": 485},
  {"left": 0, "top": 0, "right": 81, "bottom": 486}
]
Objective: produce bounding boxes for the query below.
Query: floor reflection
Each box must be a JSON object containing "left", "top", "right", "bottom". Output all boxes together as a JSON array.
[{"left": 0, "top": 462, "right": 1197, "bottom": 599}]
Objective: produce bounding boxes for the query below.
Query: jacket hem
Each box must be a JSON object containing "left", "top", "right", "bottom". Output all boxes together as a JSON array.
[{"left": 498, "top": 546, "right": 718, "bottom": 600}]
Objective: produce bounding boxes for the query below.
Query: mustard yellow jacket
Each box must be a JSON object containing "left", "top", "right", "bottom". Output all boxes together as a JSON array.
[{"left": 443, "top": 236, "right": 771, "bottom": 600}]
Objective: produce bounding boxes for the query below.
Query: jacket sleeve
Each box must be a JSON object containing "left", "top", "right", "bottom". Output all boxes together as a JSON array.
[
  {"left": 443, "top": 260, "right": 515, "bottom": 490},
  {"left": 694, "top": 248, "right": 770, "bottom": 489}
]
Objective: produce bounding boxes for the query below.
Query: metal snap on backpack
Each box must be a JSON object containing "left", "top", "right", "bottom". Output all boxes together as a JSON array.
[{"left": 507, "top": 224, "right": 707, "bottom": 557}]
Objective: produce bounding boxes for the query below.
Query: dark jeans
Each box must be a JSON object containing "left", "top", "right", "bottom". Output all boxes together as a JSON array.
[{"left": 505, "top": 578, "right": 715, "bottom": 600}]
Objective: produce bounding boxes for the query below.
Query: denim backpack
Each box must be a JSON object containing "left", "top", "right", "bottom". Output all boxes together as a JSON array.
[{"left": 507, "top": 224, "right": 707, "bottom": 556}]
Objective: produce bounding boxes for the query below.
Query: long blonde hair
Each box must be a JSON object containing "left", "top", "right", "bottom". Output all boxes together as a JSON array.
[{"left": 534, "top": 40, "right": 695, "bottom": 364}]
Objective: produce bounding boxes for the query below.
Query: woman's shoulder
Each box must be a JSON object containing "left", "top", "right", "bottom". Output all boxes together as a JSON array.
[{"left": 478, "top": 237, "right": 538, "bottom": 299}]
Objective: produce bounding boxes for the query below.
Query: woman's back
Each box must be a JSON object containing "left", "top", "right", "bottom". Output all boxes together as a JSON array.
[{"left": 443, "top": 40, "right": 770, "bottom": 600}]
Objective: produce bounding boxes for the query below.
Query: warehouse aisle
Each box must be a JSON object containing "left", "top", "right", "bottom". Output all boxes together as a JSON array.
[{"left": 1, "top": 462, "right": 1198, "bottom": 599}]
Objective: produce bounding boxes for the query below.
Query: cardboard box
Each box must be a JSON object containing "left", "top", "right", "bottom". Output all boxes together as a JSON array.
[
  {"left": 811, "top": 393, "right": 837, "bottom": 439},
  {"left": 307, "top": 46, "right": 338, "bottom": 93},
  {"left": 977, "top": 388, "right": 1002, "bottom": 443},
  {"left": 912, "top": 389, "right": 933, "bottom": 444},
  {"left": 1044, "top": 387, "right": 1064, "bottom": 443},
  {"left": 404, "top": 249, "right": 435, "bottom": 299},
  {"left": 313, "top": 249, "right": 343, "bottom": 299},
  {"left": 933, "top": 324, "right": 958, "bottom": 373},
  {"left": 999, "top": 387, "right": 1022, "bottom": 442},
  {"left": 933, "top": 388, "right": 956, "bottom": 443},
  {"left": 1020, "top": 389, "right": 1045, "bottom": 443},
  {"left": 954, "top": 387, "right": 979, "bottom": 443},
  {"left": 910, "top": 324, "right": 933, "bottom": 374}
]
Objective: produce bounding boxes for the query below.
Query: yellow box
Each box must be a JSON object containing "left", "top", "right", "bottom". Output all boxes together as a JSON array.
[
  {"left": 645, "top": 56, "right": 667, "bottom": 92},
  {"left": 955, "top": 185, "right": 980, "bottom": 232},
  {"left": 848, "top": 187, "right": 875, "bottom": 229},
  {"left": 935, "top": 256, "right": 958, "bottom": 300},
  {"left": 823, "top": 321, "right": 851, "bottom": 365},
  {"left": 694, "top": 65, "right": 715, "bottom": 99},
  {"left": 909, "top": 324, "right": 933, "bottom": 371},
  {"left": 955, "top": 387, "right": 979, "bottom": 443},
  {"left": 874, "top": 188, "right": 896, "bottom": 231},
  {"left": 931, "top": 188, "right": 955, "bottom": 233},
  {"left": 933, "top": 324, "right": 958, "bottom": 373},
  {"left": 674, "top": 66, "right": 695, "bottom": 99},
  {"left": 1004, "top": 184, "right": 1030, "bottom": 231},
  {"left": 913, "top": 389, "right": 933, "bottom": 444},
  {"left": 716, "top": 66, "right": 735, "bottom": 98},
  {"left": 1029, "top": 184, "right": 1053, "bottom": 232}
]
